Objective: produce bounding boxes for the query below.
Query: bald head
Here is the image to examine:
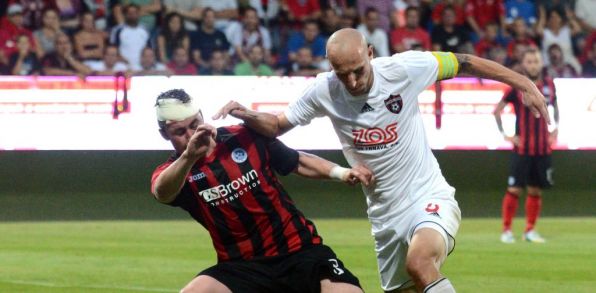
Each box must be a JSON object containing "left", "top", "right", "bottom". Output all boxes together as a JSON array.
[
  {"left": 326, "top": 28, "right": 368, "bottom": 62},
  {"left": 326, "top": 29, "right": 374, "bottom": 96}
]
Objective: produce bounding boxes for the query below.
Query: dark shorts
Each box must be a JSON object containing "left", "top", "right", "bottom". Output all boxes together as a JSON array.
[
  {"left": 199, "top": 244, "right": 361, "bottom": 293},
  {"left": 508, "top": 153, "right": 553, "bottom": 188}
]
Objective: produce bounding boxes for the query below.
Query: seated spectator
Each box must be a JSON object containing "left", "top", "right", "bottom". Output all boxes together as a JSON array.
[
  {"left": 505, "top": 0, "right": 537, "bottom": 26},
  {"left": 110, "top": 4, "right": 149, "bottom": 70},
  {"left": 466, "top": 0, "right": 506, "bottom": 40},
  {"left": 234, "top": 45, "right": 274, "bottom": 76},
  {"left": 167, "top": 47, "right": 197, "bottom": 75},
  {"left": 0, "top": 4, "right": 36, "bottom": 59},
  {"left": 431, "top": 6, "right": 471, "bottom": 53},
  {"left": 536, "top": 8, "right": 582, "bottom": 73},
  {"left": 200, "top": 0, "right": 239, "bottom": 32},
  {"left": 54, "top": 0, "right": 86, "bottom": 34},
  {"left": 287, "top": 20, "right": 325, "bottom": 64},
  {"left": 33, "top": 8, "right": 62, "bottom": 58},
  {"left": 543, "top": 44, "right": 578, "bottom": 78},
  {"left": 190, "top": 8, "right": 231, "bottom": 68},
  {"left": 162, "top": 0, "right": 203, "bottom": 31},
  {"left": 41, "top": 33, "right": 92, "bottom": 76},
  {"left": 488, "top": 46, "right": 508, "bottom": 66},
  {"left": 575, "top": 0, "right": 596, "bottom": 32},
  {"left": 475, "top": 23, "right": 504, "bottom": 58},
  {"left": 249, "top": 0, "right": 281, "bottom": 26},
  {"left": 339, "top": 13, "right": 357, "bottom": 29},
  {"left": 432, "top": 0, "right": 466, "bottom": 26},
  {"left": 74, "top": 12, "right": 106, "bottom": 61},
  {"left": 582, "top": 42, "right": 596, "bottom": 77},
  {"left": 113, "top": 0, "right": 161, "bottom": 32},
  {"left": 282, "top": 0, "right": 321, "bottom": 26},
  {"left": 135, "top": 47, "right": 172, "bottom": 75},
  {"left": 9, "top": 34, "right": 41, "bottom": 75},
  {"left": 199, "top": 50, "right": 233, "bottom": 76},
  {"left": 357, "top": 0, "right": 395, "bottom": 32},
  {"left": 507, "top": 42, "right": 532, "bottom": 73},
  {"left": 157, "top": 12, "right": 190, "bottom": 64},
  {"left": 506, "top": 17, "right": 536, "bottom": 58},
  {"left": 13, "top": 0, "right": 54, "bottom": 30},
  {"left": 227, "top": 7, "right": 272, "bottom": 63},
  {"left": 357, "top": 7, "right": 389, "bottom": 57},
  {"left": 391, "top": 6, "right": 431, "bottom": 53},
  {"left": 287, "top": 47, "right": 322, "bottom": 77},
  {"left": 84, "top": 45, "right": 129, "bottom": 75},
  {"left": 319, "top": 8, "right": 341, "bottom": 38}
]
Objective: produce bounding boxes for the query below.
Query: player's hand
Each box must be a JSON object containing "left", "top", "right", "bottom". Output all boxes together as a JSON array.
[
  {"left": 548, "top": 129, "right": 558, "bottom": 146},
  {"left": 521, "top": 84, "right": 550, "bottom": 124},
  {"left": 212, "top": 100, "right": 250, "bottom": 120},
  {"left": 343, "top": 165, "right": 375, "bottom": 187},
  {"left": 185, "top": 124, "right": 216, "bottom": 160},
  {"left": 505, "top": 135, "right": 519, "bottom": 146}
]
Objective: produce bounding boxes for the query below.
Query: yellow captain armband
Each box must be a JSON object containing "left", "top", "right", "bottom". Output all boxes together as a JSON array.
[{"left": 431, "top": 52, "right": 459, "bottom": 80}]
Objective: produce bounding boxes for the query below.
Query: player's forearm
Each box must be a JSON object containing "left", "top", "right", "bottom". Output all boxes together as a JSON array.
[
  {"left": 455, "top": 54, "right": 535, "bottom": 92},
  {"left": 152, "top": 152, "right": 196, "bottom": 203},
  {"left": 241, "top": 110, "right": 283, "bottom": 138},
  {"left": 295, "top": 152, "right": 341, "bottom": 180}
]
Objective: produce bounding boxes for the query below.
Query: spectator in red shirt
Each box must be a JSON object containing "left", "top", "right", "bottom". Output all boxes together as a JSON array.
[
  {"left": 466, "top": 0, "right": 506, "bottom": 40},
  {"left": 432, "top": 0, "right": 466, "bottom": 26},
  {"left": 0, "top": 4, "right": 36, "bottom": 59},
  {"left": 391, "top": 7, "right": 430, "bottom": 53},
  {"left": 506, "top": 17, "right": 536, "bottom": 58},
  {"left": 167, "top": 46, "right": 197, "bottom": 75},
  {"left": 282, "top": 0, "right": 321, "bottom": 24},
  {"left": 543, "top": 43, "right": 578, "bottom": 78},
  {"left": 475, "top": 23, "right": 503, "bottom": 58}
]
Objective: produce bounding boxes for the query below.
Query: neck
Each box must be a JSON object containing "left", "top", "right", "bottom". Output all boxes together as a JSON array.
[{"left": 202, "top": 25, "right": 214, "bottom": 33}]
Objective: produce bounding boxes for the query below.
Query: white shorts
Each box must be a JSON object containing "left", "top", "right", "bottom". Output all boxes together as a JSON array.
[{"left": 371, "top": 197, "right": 461, "bottom": 291}]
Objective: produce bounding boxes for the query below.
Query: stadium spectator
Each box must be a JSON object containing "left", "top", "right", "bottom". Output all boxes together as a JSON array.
[
  {"left": 151, "top": 89, "right": 366, "bottom": 293},
  {"left": 0, "top": 4, "right": 36, "bottom": 59},
  {"left": 357, "top": 0, "right": 395, "bottom": 32},
  {"left": 200, "top": 0, "right": 239, "bottom": 32},
  {"left": 339, "top": 12, "right": 357, "bottom": 29},
  {"left": 84, "top": 45, "right": 129, "bottom": 75},
  {"left": 543, "top": 44, "right": 578, "bottom": 78},
  {"left": 390, "top": 6, "right": 431, "bottom": 53},
  {"left": 281, "top": 0, "right": 321, "bottom": 25},
  {"left": 162, "top": 0, "right": 203, "bottom": 31},
  {"left": 53, "top": 0, "right": 86, "bottom": 34},
  {"left": 431, "top": 6, "right": 471, "bottom": 53},
  {"left": 33, "top": 8, "right": 62, "bottom": 58},
  {"left": 357, "top": 7, "right": 389, "bottom": 57},
  {"left": 166, "top": 46, "right": 197, "bottom": 75},
  {"left": 12, "top": 0, "right": 52, "bottom": 30},
  {"left": 574, "top": 0, "right": 596, "bottom": 32},
  {"left": 287, "top": 20, "right": 325, "bottom": 64},
  {"left": 110, "top": 4, "right": 149, "bottom": 70},
  {"left": 190, "top": 8, "right": 230, "bottom": 68},
  {"left": 320, "top": 0, "right": 356, "bottom": 14},
  {"left": 74, "top": 11, "right": 106, "bottom": 61},
  {"left": 432, "top": 0, "right": 466, "bottom": 26},
  {"left": 198, "top": 49, "right": 233, "bottom": 76},
  {"left": 320, "top": 8, "right": 341, "bottom": 38},
  {"left": 134, "top": 47, "right": 171, "bottom": 75},
  {"left": 582, "top": 42, "right": 596, "bottom": 77},
  {"left": 157, "top": 12, "right": 190, "bottom": 64},
  {"left": 287, "top": 46, "right": 322, "bottom": 76},
  {"left": 505, "top": 0, "right": 537, "bottom": 26},
  {"left": 234, "top": 45, "right": 274, "bottom": 76},
  {"left": 466, "top": 0, "right": 506, "bottom": 40},
  {"left": 494, "top": 48, "right": 559, "bottom": 245},
  {"left": 112, "top": 0, "right": 160, "bottom": 32},
  {"left": 535, "top": 0, "right": 571, "bottom": 18},
  {"left": 475, "top": 23, "right": 504, "bottom": 58},
  {"left": 536, "top": 8, "right": 582, "bottom": 73},
  {"left": 488, "top": 46, "right": 508, "bottom": 65},
  {"left": 9, "top": 34, "right": 41, "bottom": 75},
  {"left": 248, "top": 0, "right": 280, "bottom": 26},
  {"left": 506, "top": 17, "right": 537, "bottom": 58},
  {"left": 41, "top": 33, "right": 91, "bottom": 76},
  {"left": 227, "top": 7, "right": 272, "bottom": 63},
  {"left": 508, "top": 41, "right": 532, "bottom": 73},
  {"left": 85, "top": 0, "right": 108, "bottom": 30}
]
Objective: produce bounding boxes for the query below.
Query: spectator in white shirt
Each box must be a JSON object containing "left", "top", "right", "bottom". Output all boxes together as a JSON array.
[
  {"left": 201, "top": 0, "right": 239, "bottom": 32},
  {"left": 85, "top": 45, "right": 129, "bottom": 75},
  {"left": 357, "top": 7, "right": 389, "bottom": 57},
  {"left": 227, "top": 7, "right": 272, "bottom": 63},
  {"left": 110, "top": 4, "right": 149, "bottom": 71}
]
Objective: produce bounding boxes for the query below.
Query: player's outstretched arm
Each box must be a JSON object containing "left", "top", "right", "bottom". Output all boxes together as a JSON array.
[
  {"left": 453, "top": 53, "right": 550, "bottom": 124},
  {"left": 294, "top": 152, "right": 374, "bottom": 187},
  {"left": 213, "top": 101, "right": 295, "bottom": 137}
]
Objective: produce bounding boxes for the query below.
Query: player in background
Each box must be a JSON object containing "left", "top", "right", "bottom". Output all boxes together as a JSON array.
[
  {"left": 214, "top": 29, "right": 549, "bottom": 293},
  {"left": 151, "top": 89, "right": 372, "bottom": 293},
  {"left": 494, "top": 48, "right": 559, "bottom": 244}
]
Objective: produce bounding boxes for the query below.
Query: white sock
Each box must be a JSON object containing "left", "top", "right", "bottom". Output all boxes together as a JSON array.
[{"left": 423, "top": 278, "right": 455, "bottom": 293}]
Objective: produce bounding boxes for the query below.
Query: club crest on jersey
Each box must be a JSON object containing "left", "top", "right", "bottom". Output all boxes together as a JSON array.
[
  {"left": 231, "top": 148, "right": 248, "bottom": 163},
  {"left": 384, "top": 94, "right": 403, "bottom": 114}
]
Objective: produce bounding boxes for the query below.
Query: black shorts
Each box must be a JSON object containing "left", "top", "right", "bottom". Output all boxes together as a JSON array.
[
  {"left": 508, "top": 153, "right": 553, "bottom": 188},
  {"left": 199, "top": 244, "right": 361, "bottom": 293}
]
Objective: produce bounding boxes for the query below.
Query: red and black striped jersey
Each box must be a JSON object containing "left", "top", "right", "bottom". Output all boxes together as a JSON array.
[
  {"left": 151, "top": 125, "right": 322, "bottom": 262},
  {"left": 503, "top": 77, "right": 556, "bottom": 156}
]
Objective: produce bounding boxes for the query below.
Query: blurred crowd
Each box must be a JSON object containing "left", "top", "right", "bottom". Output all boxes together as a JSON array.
[{"left": 0, "top": 0, "right": 594, "bottom": 78}]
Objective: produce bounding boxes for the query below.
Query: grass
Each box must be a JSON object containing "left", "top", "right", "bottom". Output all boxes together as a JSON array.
[{"left": 0, "top": 218, "right": 594, "bottom": 293}]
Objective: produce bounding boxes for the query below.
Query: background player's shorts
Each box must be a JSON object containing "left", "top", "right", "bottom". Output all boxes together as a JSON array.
[
  {"left": 508, "top": 153, "right": 553, "bottom": 188},
  {"left": 371, "top": 196, "right": 461, "bottom": 291},
  {"left": 199, "top": 244, "right": 361, "bottom": 293}
]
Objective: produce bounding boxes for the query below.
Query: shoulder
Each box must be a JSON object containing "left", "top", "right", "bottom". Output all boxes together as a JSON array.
[{"left": 372, "top": 51, "right": 433, "bottom": 81}]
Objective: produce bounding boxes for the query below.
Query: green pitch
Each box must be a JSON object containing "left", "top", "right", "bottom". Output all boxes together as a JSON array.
[{"left": 1, "top": 218, "right": 594, "bottom": 293}]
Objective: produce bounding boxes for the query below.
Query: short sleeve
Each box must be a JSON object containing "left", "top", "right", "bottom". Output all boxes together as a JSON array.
[
  {"left": 503, "top": 88, "right": 517, "bottom": 103},
  {"left": 393, "top": 51, "right": 440, "bottom": 93},
  {"left": 151, "top": 161, "right": 173, "bottom": 195},
  {"left": 284, "top": 79, "right": 325, "bottom": 126},
  {"left": 265, "top": 138, "right": 299, "bottom": 176}
]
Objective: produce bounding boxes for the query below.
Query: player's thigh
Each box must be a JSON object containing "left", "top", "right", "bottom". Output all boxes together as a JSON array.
[
  {"left": 180, "top": 275, "right": 232, "bottom": 293},
  {"left": 320, "top": 278, "right": 363, "bottom": 293},
  {"left": 407, "top": 227, "right": 446, "bottom": 268},
  {"left": 385, "top": 285, "right": 417, "bottom": 293}
]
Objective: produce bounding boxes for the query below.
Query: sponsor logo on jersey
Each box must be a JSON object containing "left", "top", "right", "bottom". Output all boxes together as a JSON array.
[
  {"left": 231, "top": 148, "right": 248, "bottom": 163},
  {"left": 199, "top": 169, "right": 260, "bottom": 206},
  {"left": 384, "top": 94, "right": 403, "bottom": 114},
  {"left": 425, "top": 203, "right": 440, "bottom": 213},
  {"left": 352, "top": 123, "right": 398, "bottom": 151},
  {"left": 360, "top": 103, "right": 374, "bottom": 113},
  {"left": 188, "top": 172, "right": 206, "bottom": 183}
]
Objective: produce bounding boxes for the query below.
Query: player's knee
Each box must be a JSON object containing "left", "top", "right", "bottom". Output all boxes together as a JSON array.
[
  {"left": 406, "top": 253, "right": 438, "bottom": 281},
  {"left": 526, "top": 186, "right": 542, "bottom": 196},
  {"left": 507, "top": 187, "right": 522, "bottom": 196},
  {"left": 320, "top": 279, "right": 363, "bottom": 293},
  {"left": 180, "top": 275, "right": 231, "bottom": 293}
]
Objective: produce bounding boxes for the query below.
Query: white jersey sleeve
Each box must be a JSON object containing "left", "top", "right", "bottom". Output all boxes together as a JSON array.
[
  {"left": 284, "top": 74, "right": 328, "bottom": 126},
  {"left": 392, "top": 51, "right": 439, "bottom": 95}
]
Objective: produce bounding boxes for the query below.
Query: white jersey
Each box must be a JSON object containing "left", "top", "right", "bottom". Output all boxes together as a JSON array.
[{"left": 285, "top": 51, "right": 455, "bottom": 222}]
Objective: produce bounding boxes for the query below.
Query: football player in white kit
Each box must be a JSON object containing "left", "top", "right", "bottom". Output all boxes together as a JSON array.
[{"left": 214, "top": 29, "right": 549, "bottom": 293}]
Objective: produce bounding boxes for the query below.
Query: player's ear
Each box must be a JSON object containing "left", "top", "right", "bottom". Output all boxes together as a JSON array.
[
  {"left": 367, "top": 45, "right": 374, "bottom": 59},
  {"left": 159, "top": 128, "right": 170, "bottom": 141}
]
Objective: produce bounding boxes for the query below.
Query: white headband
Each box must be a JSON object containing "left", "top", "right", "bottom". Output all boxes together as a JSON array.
[{"left": 155, "top": 98, "right": 201, "bottom": 122}]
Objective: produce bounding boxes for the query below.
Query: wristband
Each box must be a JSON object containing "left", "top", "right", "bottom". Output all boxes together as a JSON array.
[{"left": 329, "top": 166, "right": 350, "bottom": 181}]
